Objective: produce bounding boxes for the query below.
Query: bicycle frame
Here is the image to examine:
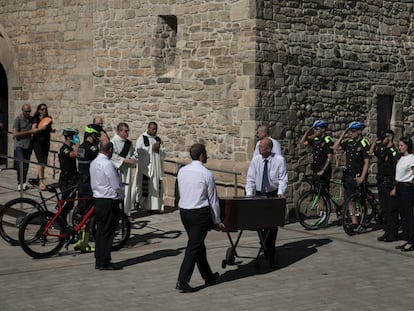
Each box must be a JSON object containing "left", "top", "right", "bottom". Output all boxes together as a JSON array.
[{"left": 41, "top": 196, "right": 94, "bottom": 239}]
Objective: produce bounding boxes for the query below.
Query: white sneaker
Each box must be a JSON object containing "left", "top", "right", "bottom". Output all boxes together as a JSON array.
[{"left": 17, "top": 183, "right": 28, "bottom": 191}]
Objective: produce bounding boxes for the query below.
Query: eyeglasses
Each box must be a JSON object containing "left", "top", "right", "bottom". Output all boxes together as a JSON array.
[{"left": 314, "top": 127, "right": 322, "bottom": 131}]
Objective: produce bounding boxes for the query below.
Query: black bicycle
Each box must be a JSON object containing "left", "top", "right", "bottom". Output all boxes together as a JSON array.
[
  {"left": 342, "top": 181, "right": 379, "bottom": 235},
  {"left": 0, "top": 181, "right": 77, "bottom": 246},
  {"left": 296, "top": 175, "right": 343, "bottom": 230}
]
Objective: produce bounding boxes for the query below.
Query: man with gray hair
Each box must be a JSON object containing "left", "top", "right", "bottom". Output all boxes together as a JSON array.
[{"left": 253, "top": 124, "right": 282, "bottom": 157}]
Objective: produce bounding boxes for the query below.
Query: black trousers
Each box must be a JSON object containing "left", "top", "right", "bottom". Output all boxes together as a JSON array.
[
  {"left": 396, "top": 183, "right": 414, "bottom": 244},
  {"left": 94, "top": 198, "right": 121, "bottom": 267},
  {"left": 14, "top": 147, "right": 32, "bottom": 184},
  {"left": 256, "top": 191, "right": 278, "bottom": 253},
  {"left": 378, "top": 182, "right": 398, "bottom": 239},
  {"left": 178, "top": 207, "right": 214, "bottom": 284}
]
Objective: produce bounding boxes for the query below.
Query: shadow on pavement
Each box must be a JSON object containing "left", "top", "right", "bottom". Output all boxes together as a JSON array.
[
  {"left": 117, "top": 247, "right": 185, "bottom": 268},
  {"left": 215, "top": 238, "right": 332, "bottom": 286}
]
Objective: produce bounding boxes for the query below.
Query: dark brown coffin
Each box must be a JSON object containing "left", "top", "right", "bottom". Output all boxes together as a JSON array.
[{"left": 219, "top": 197, "right": 286, "bottom": 231}]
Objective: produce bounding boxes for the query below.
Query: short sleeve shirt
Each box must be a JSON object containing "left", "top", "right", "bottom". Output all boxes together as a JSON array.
[
  {"left": 12, "top": 115, "right": 33, "bottom": 149},
  {"left": 307, "top": 135, "right": 334, "bottom": 171},
  {"left": 341, "top": 137, "right": 370, "bottom": 176}
]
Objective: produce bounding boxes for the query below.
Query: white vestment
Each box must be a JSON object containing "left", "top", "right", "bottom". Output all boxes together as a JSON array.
[
  {"left": 134, "top": 131, "right": 165, "bottom": 212},
  {"left": 111, "top": 134, "right": 137, "bottom": 216}
]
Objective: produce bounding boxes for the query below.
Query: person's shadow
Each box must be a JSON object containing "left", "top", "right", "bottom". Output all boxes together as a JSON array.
[{"left": 215, "top": 238, "right": 332, "bottom": 286}]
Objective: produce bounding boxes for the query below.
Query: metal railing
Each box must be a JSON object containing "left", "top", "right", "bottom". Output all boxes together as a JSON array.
[{"left": 164, "top": 159, "right": 242, "bottom": 197}]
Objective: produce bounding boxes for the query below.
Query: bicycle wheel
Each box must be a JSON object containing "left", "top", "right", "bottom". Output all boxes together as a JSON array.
[
  {"left": 342, "top": 193, "right": 366, "bottom": 235},
  {"left": 19, "top": 211, "right": 66, "bottom": 259},
  {"left": 0, "top": 198, "right": 42, "bottom": 246},
  {"left": 90, "top": 211, "right": 131, "bottom": 251},
  {"left": 296, "top": 190, "right": 330, "bottom": 230}
]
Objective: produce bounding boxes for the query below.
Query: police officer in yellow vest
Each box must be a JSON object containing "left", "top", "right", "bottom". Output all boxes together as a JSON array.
[
  {"left": 300, "top": 119, "right": 334, "bottom": 223},
  {"left": 369, "top": 129, "right": 398, "bottom": 242},
  {"left": 333, "top": 121, "right": 371, "bottom": 232}
]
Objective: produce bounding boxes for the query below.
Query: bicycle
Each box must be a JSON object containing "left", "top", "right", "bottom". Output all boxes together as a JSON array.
[
  {"left": 0, "top": 181, "right": 78, "bottom": 246},
  {"left": 296, "top": 175, "right": 343, "bottom": 230},
  {"left": 342, "top": 181, "right": 379, "bottom": 235},
  {"left": 18, "top": 195, "right": 131, "bottom": 259}
]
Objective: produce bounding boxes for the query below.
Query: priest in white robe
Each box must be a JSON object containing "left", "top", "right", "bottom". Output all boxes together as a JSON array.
[
  {"left": 111, "top": 122, "right": 137, "bottom": 216},
  {"left": 134, "top": 121, "right": 165, "bottom": 213}
]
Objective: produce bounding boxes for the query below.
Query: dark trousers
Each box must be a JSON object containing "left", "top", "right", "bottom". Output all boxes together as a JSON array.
[
  {"left": 378, "top": 182, "right": 398, "bottom": 239},
  {"left": 178, "top": 207, "right": 214, "bottom": 284},
  {"left": 14, "top": 147, "right": 32, "bottom": 184},
  {"left": 77, "top": 178, "right": 93, "bottom": 215},
  {"left": 256, "top": 190, "right": 278, "bottom": 253},
  {"left": 94, "top": 198, "right": 121, "bottom": 267},
  {"left": 396, "top": 183, "right": 414, "bottom": 244}
]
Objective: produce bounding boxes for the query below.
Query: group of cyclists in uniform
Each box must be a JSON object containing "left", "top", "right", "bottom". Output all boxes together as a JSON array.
[{"left": 300, "top": 119, "right": 400, "bottom": 241}]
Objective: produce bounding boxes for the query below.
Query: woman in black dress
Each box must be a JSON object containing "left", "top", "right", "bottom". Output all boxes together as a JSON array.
[{"left": 32, "top": 103, "right": 53, "bottom": 190}]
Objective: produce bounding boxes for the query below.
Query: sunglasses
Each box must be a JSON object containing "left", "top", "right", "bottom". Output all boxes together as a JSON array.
[
  {"left": 23, "top": 110, "right": 31, "bottom": 113},
  {"left": 39, "top": 107, "right": 47, "bottom": 111}
]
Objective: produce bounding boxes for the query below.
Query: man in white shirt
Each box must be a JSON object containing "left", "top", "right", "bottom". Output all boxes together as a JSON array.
[
  {"left": 90, "top": 141, "right": 125, "bottom": 271},
  {"left": 111, "top": 122, "right": 137, "bottom": 216},
  {"left": 246, "top": 137, "right": 288, "bottom": 267},
  {"left": 176, "top": 143, "right": 225, "bottom": 292},
  {"left": 253, "top": 124, "right": 282, "bottom": 157}
]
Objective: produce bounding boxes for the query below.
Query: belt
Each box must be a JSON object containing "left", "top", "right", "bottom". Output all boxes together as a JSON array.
[{"left": 396, "top": 181, "right": 414, "bottom": 186}]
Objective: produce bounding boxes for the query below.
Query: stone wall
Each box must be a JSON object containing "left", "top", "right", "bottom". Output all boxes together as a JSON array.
[
  {"left": 255, "top": 0, "right": 414, "bottom": 210},
  {"left": 1, "top": 0, "right": 414, "bottom": 214}
]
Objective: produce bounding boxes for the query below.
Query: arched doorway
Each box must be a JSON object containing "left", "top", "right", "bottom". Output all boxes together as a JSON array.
[{"left": 0, "top": 63, "right": 7, "bottom": 166}]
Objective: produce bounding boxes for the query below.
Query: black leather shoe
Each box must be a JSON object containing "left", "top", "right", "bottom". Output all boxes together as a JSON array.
[
  {"left": 96, "top": 263, "right": 123, "bottom": 271},
  {"left": 176, "top": 281, "right": 194, "bottom": 292},
  {"left": 205, "top": 272, "right": 220, "bottom": 286}
]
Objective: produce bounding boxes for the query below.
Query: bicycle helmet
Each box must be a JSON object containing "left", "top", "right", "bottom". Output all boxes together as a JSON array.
[
  {"left": 62, "top": 127, "right": 79, "bottom": 137},
  {"left": 84, "top": 124, "right": 102, "bottom": 136},
  {"left": 348, "top": 121, "right": 365, "bottom": 130},
  {"left": 312, "top": 119, "right": 328, "bottom": 128}
]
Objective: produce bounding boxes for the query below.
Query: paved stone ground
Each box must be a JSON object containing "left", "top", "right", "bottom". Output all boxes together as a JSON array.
[{"left": 0, "top": 168, "right": 413, "bottom": 311}]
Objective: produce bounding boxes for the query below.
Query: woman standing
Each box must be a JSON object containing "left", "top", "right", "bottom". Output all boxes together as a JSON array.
[
  {"left": 391, "top": 137, "right": 414, "bottom": 251},
  {"left": 32, "top": 103, "right": 53, "bottom": 190}
]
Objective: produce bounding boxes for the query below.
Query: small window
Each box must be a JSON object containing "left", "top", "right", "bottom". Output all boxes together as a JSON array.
[{"left": 154, "top": 15, "right": 177, "bottom": 77}]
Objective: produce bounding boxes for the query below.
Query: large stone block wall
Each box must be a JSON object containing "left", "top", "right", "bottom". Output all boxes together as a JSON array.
[
  {"left": 254, "top": 0, "right": 414, "bottom": 209},
  {"left": 1, "top": 0, "right": 414, "bottom": 213},
  {"left": 0, "top": 0, "right": 95, "bottom": 131}
]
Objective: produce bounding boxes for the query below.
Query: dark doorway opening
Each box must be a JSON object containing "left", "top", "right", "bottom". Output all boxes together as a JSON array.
[
  {"left": 376, "top": 95, "right": 393, "bottom": 136},
  {"left": 0, "top": 63, "right": 8, "bottom": 165}
]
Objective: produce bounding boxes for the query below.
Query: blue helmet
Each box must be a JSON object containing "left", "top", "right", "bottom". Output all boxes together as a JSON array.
[
  {"left": 312, "top": 119, "right": 328, "bottom": 128},
  {"left": 348, "top": 121, "right": 365, "bottom": 130}
]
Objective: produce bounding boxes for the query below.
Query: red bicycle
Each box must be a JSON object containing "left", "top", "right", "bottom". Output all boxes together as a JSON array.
[{"left": 18, "top": 196, "right": 130, "bottom": 259}]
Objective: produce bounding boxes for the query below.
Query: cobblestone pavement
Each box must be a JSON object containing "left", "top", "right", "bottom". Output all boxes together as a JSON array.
[{"left": 0, "top": 168, "right": 413, "bottom": 311}]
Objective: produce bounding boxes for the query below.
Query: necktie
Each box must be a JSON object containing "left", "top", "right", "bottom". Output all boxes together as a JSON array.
[{"left": 261, "top": 159, "right": 268, "bottom": 194}]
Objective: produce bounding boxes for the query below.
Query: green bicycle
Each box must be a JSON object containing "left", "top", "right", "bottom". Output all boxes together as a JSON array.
[{"left": 296, "top": 175, "right": 343, "bottom": 230}]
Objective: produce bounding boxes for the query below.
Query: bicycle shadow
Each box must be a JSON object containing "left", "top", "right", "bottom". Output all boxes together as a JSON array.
[
  {"left": 215, "top": 238, "right": 332, "bottom": 286},
  {"left": 126, "top": 219, "right": 182, "bottom": 247}
]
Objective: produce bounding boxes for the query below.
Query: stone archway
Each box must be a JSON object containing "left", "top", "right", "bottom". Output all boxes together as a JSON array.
[
  {"left": 0, "top": 63, "right": 7, "bottom": 165},
  {"left": 0, "top": 24, "right": 19, "bottom": 167}
]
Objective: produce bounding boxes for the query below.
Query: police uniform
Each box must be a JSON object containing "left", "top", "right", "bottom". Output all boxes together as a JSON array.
[
  {"left": 308, "top": 134, "right": 334, "bottom": 187},
  {"left": 375, "top": 143, "right": 398, "bottom": 240},
  {"left": 58, "top": 143, "right": 78, "bottom": 211},
  {"left": 77, "top": 140, "right": 99, "bottom": 214},
  {"left": 341, "top": 137, "right": 370, "bottom": 200}
]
